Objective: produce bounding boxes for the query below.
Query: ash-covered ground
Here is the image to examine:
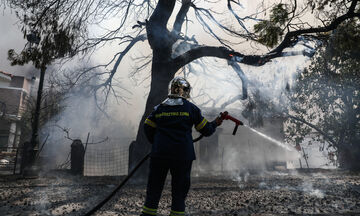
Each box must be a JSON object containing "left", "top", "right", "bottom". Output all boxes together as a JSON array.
[{"left": 0, "top": 169, "right": 359, "bottom": 216}]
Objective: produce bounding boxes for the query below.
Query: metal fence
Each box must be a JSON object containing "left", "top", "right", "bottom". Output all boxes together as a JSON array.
[{"left": 84, "top": 140, "right": 129, "bottom": 176}]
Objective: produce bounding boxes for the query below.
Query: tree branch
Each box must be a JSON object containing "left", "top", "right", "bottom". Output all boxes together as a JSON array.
[
  {"left": 103, "top": 34, "right": 147, "bottom": 86},
  {"left": 287, "top": 114, "right": 337, "bottom": 147},
  {"left": 227, "top": 60, "right": 248, "bottom": 100},
  {"left": 173, "top": 46, "right": 272, "bottom": 71},
  {"left": 270, "top": 0, "right": 360, "bottom": 55},
  {"left": 173, "top": 0, "right": 359, "bottom": 70},
  {"left": 173, "top": 0, "right": 192, "bottom": 34},
  {"left": 227, "top": 0, "right": 251, "bottom": 34},
  {"left": 147, "top": 0, "right": 176, "bottom": 50}
]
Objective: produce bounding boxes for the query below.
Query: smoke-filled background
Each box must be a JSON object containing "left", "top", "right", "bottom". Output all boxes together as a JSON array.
[{"left": 0, "top": 1, "right": 333, "bottom": 176}]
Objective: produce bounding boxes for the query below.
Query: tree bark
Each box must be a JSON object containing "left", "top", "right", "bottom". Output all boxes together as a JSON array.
[
  {"left": 30, "top": 64, "right": 46, "bottom": 148},
  {"left": 128, "top": 0, "right": 360, "bottom": 178},
  {"left": 129, "top": 0, "right": 178, "bottom": 182},
  {"left": 129, "top": 58, "right": 177, "bottom": 181},
  {"left": 338, "top": 103, "right": 360, "bottom": 170}
]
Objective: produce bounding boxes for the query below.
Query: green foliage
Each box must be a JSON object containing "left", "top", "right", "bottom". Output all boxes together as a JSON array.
[
  {"left": 254, "top": 4, "right": 289, "bottom": 48},
  {"left": 328, "top": 21, "right": 360, "bottom": 60},
  {"left": 7, "top": 0, "right": 84, "bottom": 68},
  {"left": 269, "top": 4, "right": 289, "bottom": 25},
  {"left": 307, "top": 0, "right": 348, "bottom": 11},
  {"left": 286, "top": 21, "right": 360, "bottom": 169}
]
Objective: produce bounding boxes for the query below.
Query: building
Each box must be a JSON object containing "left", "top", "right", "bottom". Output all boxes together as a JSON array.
[{"left": 0, "top": 70, "right": 35, "bottom": 150}]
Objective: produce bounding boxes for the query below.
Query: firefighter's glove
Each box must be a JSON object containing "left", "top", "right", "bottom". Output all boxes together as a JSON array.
[
  {"left": 214, "top": 116, "right": 223, "bottom": 126},
  {"left": 239, "top": 120, "right": 244, "bottom": 126}
]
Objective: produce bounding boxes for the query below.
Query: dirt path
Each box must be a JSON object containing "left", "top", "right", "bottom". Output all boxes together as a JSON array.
[{"left": 0, "top": 169, "right": 359, "bottom": 215}]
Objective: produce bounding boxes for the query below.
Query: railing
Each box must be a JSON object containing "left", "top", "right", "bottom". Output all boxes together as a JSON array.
[{"left": 0, "top": 146, "right": 22, "bottom": 175}]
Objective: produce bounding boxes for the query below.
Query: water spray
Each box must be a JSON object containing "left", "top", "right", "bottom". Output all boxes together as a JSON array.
[
  {"left": 244, "top": 125, "right": 295, "bottom": 152},
  {"left": 84, "top": 113, "right": 230, "bottom": 215},
  {"left": 84, "top": 111, "right": 296, "bottom": 215},
  {"left": 219, "top": 111, "right": 297, "bottom": 153}
]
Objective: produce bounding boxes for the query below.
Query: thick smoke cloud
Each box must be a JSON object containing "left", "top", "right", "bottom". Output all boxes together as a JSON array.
[
  {"left": 39, "top": 91, "right": 140, "bottom": 171},
  {"left": 184, "top": 43, "right": 321, "bottom": 174},
  {"left": 1, "top": 1, "right": 330, "bottom": 175}
]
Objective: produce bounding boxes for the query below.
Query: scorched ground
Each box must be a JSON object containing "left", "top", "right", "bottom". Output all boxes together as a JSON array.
[{"left": 0, "top": 169, "right": 359, "bottom": 215}]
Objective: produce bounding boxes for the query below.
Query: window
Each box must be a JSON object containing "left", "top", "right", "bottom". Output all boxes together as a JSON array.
[{"left": 0, "top": 135, "right": 8, "bottom": 148}]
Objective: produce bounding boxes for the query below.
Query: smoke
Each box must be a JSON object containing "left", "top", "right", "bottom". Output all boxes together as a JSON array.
[
  {"left": 0, "top": 7, "right": 149, "bottom": 175},
  {"left": 185, "top": 43, "right": 314, "bottom": 113},
  {"left": 302, "top": 180, "right": 325, "bottom": 198},
  {"left": 33, "top": 187, "right": 52, "bottom": 215},
  {"left": 254, "top": 171, "right": 328, "bottom": 199},
  {"left": 39, "top": 87, "right": 140, "bottom": 173},
  {"left": 295, "top": 138, "right": 337, "bottom": 169},
  {"left": 219, "top": 124, "right": 300, "bottom": 173},
  {"left": 0, "top": 0, "right": 326, "bottom": 178},
  {"left": 185, "top": 42, "right": 315, "bottom": 178}
]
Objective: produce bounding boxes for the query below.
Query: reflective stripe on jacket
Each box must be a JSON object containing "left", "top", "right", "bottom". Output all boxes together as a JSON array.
[{"left": 144, "top": 98, "right": 217, "bottom": 160}]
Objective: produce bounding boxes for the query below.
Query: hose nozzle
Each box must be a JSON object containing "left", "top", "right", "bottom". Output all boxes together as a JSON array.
[{"left": 219, "top": 111, "right": 244, "bottom": 135}]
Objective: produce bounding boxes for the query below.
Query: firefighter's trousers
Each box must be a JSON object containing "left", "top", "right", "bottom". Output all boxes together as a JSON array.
[{"left": 142, "top": 157, "right": 192, "bottom": 216}]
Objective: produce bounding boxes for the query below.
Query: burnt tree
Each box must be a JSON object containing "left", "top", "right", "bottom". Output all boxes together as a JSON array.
[
  {"left": 129, "top": 0, "right": 360, "bottom": 179},
  {"left": 5, "top": 0, "right": 360, "bottom": 177}
]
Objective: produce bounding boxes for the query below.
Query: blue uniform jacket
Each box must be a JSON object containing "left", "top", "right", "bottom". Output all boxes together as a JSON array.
[{"left": 144, "top": 98, "right": 217, "bottom": 160}]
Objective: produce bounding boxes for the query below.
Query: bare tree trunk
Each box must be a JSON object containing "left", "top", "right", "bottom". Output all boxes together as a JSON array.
[
  {"left": 128, "top": 0, "right": 178, "bottom": 182},
  {"left": 22, "top": 64, "right": 46, "bottom": 175},
  {"left": 30, "top": 64, "right": 46, "bottom": 148},
  {"left": 337, "top": 130, "right": 360, "bottom": 170},
  {"left": 129, "top": 58, "right": 176, "bottom": 181},
  {"left": 338, "top": 144, "right": 360, "bottom": 170}
]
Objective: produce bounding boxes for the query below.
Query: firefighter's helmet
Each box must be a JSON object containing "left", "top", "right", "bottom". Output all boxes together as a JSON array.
[{"left": 168, "top": 76, "right": 191, "bottom": 99}]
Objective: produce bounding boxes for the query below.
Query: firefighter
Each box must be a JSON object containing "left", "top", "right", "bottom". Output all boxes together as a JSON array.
[{"left": 141, "top": 77, "right": 223, "bottom": 216}]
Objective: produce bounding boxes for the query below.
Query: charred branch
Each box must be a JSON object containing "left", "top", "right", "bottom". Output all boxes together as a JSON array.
[
  {"left": 220, "top": 95, "right": 244, "bottom": 109},
  {"left": 173, "top": 0, "right": 192, "bottom": 34},
  {"left": 102, "top": 34, "right": 147, "bottom": 87},
  {"left": 227, "top": 60, "right": 248, "bottom": 100},
  {"left": 192, "top": 3, "right": 250, "bottom": 48},
  {"left": 227, "top": 0, "right": 259, "bottom": 34},
  {"left": 147, "top": 0, "right": 176, "bottom": 50},
  {"left": 173, "top": 46, "right": 271, "bottom": 71},
  {"left": 174, "top": 0, "right": 359, "bottom": 71}
]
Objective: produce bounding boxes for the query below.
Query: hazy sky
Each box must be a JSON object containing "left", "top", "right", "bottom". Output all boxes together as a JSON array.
[
  {"left": 0, "top": 0, "right": 313, "bottom": 143},
  {"left": 0, "top": 0, "right": 313, "bottom": 129},
  {"left": 0, "top": 1, "right": 326, "bottom": 169},
  {"left": 0, "top": 9, "right": 38, "bottom": 77}
]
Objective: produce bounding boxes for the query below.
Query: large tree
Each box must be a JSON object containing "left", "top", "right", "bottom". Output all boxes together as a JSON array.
[{"left": 4, "top": 0, "right": 360, "bottom": 177}]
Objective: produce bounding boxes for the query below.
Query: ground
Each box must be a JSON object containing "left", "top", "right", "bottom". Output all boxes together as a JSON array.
[{"left": 0, "top": 169, "right": 359, "bottom": 216}]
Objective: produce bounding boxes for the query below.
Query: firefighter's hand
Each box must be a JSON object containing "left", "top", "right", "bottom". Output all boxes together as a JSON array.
[
  {"left": 214, "top": 116, "right": 223, "bottom": 126},
  {"left": 239, "top": 120, "right": 244, "bottom": 125}
]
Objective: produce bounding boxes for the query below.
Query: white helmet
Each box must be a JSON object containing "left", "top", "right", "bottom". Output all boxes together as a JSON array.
[{"left": 168, "top": 76, "right": 191, "bottom": 99}]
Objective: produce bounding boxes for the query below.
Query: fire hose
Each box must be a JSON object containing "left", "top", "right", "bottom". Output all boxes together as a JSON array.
[{"left": 84, "top": 111, "right": 243, "bottom": 216}]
